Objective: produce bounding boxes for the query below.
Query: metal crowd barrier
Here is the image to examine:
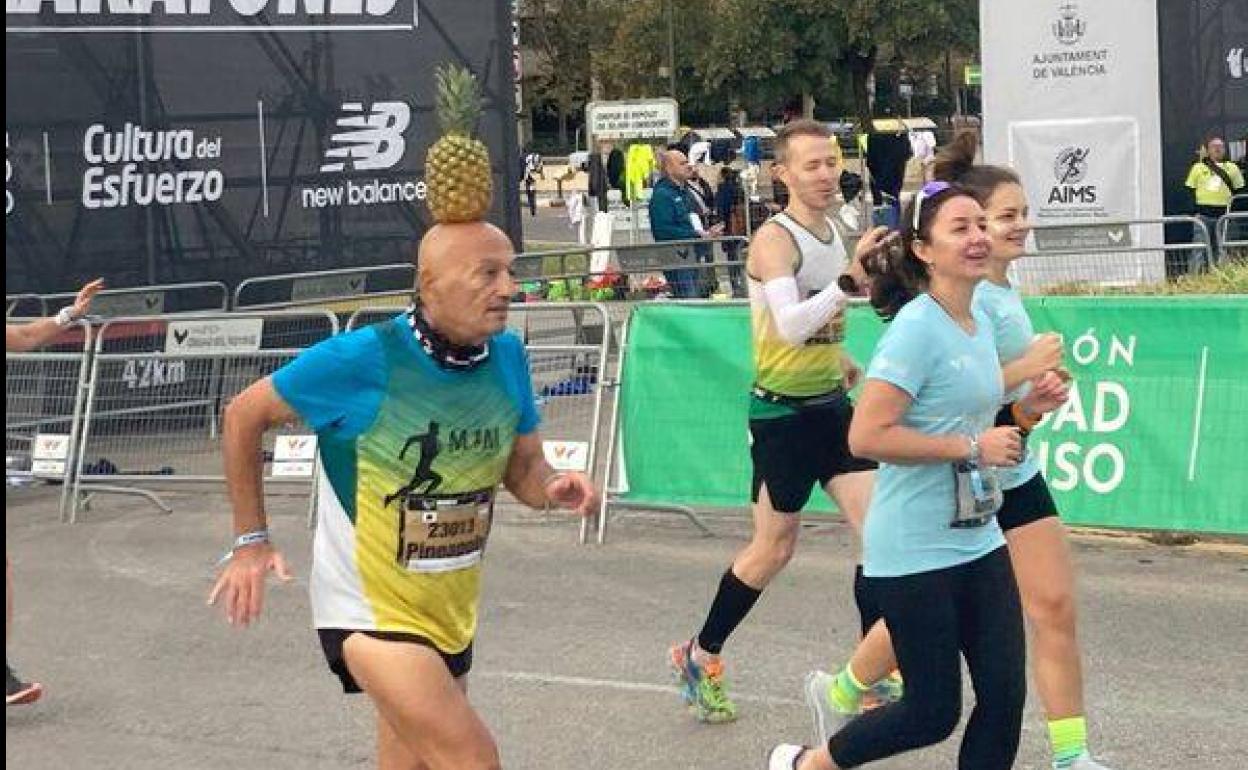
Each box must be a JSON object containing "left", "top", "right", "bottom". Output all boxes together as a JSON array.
[
  {"left": 513, "top": 246, "right": 595, "bottom": 284},
  {"left": 6, "top": 294, "right": 47, "bottom": 318},
  {"left": 594, "top": 303, "right": 727, "bottom": 543},
  {"left": 38, "top": 281, "right": 230, "bottom": 317},
  {"left": 593, "top": 297, "right": 874, "bottom": 544},
  {"left": 5, "top": 319, "right": 95, "bottom": 521},
  {"left": 1018, "top": 216, "right": 1211, "bottom": 286},
  {"left": 346, "top": 303, "right": 613, "bottom": 544},
  {"left": 67, "top": 311, "right": 339, "bottom": 523},
  {"left": 1216, "top": 212, "right": 1248, "bottom": 263},
  {"left": 233, "top": 263, "right": 416, "bottom": 311},
  {"left": 509, "top": 238, "right": 750, "bottom": 357}
]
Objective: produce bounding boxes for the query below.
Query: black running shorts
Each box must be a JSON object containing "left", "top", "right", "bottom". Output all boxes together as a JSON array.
[
  {"left": 749, "top": 393, "right": 876, "bottom": 513},
  {"left": 317, "top": 629, "right": 473, "bottom": 694},
  {"left": 997, "top": 472, "right": 1059, "bottom": 533}
]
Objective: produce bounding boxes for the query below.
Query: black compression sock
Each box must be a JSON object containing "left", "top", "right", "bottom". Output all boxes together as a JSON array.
[{"left": 696, "top": 568, "right": 763, "bottom": 654}]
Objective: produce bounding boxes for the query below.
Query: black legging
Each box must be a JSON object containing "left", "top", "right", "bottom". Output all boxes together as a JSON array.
[{"left": 828, "top": 547, "right": 1026, "bottom": 770}]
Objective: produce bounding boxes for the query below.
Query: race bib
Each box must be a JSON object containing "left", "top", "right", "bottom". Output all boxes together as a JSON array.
[
  {"left": 807, "top": 308, "right": 846, "bottom": 346},
  {"left": 397, "top": 489, "right": 493, "bottom": 574},
  {"left": 950, "top": 463, "right": 1003, "bottom": 529}
]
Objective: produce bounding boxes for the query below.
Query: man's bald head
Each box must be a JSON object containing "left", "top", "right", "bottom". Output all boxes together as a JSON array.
[
  {"left": 662, "top": 149, "right": 694, "bottom": 183},
  {"left": 417, "top": 221, "right": 514, "bottom": 286},
  {"left": 415, "top": 221, "right": 517, "bottom": 345}
]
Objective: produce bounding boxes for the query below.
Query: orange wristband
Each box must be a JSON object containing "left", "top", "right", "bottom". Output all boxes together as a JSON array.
[{"left": 1011, "top": 402, "right": 1042, "bottom": 434}]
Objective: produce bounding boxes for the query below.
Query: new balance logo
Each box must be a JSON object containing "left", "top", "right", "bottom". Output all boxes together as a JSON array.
[
  {"left": 302, "top": 100, "right": 425, "bottom": 209},
  {"left": 320, "top": 102, "right": 411, "bottom": 173}
]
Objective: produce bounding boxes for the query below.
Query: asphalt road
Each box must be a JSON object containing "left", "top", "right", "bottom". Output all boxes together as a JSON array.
[{"left": 6, "top": 485, "right": 1246, "bottom": 769}]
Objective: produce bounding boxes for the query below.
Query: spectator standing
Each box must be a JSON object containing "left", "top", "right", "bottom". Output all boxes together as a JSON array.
[
  {"left": 1185, "top": 136, "right": 1245, "bottom": 270},
  {"left": 649, "top": 148, "right": 724, "bottom": 298}
]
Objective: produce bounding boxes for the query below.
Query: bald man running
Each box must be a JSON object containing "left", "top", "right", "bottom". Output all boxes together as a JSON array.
[{"left": 209, "top": 222, "right": 599, "bottom": 770}]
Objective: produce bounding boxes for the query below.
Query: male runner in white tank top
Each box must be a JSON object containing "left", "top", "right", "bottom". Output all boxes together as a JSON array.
[{"left": 669, "top": 120, "right": 894, "bottom": 723}]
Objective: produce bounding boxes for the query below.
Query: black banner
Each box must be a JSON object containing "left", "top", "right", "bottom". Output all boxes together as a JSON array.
[
  {"left": 1157, "top": 0, "right": 1248, "bottom": 217},
  {"left": 5, "top": 1, "right": 520, "bottom": 293}
]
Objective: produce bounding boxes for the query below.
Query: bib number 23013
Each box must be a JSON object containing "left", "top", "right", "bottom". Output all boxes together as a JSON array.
[{"left": 397, "top": 489, "right": 493, "bottom": 574}]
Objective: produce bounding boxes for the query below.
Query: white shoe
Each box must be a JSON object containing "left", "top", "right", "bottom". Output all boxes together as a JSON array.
[
  {"left": 766, "top": 744, "right": 805, "bottom": 770},
  {"left": 1066, "top": 754, "right": 1115, "bottom": 770},
  {"left": 803, "top": 670, "right": 854, "bottom": 748}
]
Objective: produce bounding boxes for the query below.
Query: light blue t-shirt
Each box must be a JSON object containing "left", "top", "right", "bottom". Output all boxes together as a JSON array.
[
  {"left": 863, "top": 294, "right": 1006, "bottom": 578},
  {"left": 974, "top": 280, "right": 1041, "bottom": 489},
  {"left": 271, "top": 315, "right": 540, "bottom": 442}
]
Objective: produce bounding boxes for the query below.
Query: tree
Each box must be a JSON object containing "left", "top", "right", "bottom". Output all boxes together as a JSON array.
[
  {"left": 522, "top": 0, "right": 979, "bottom": 142},
  {"left": 834, "top": 0, "right": 978, "bottom": 126},
  {"left": 699, "top": 0, "right": 847, "bottom": 118},
  {"left": 522, "top": 0, "right": 596, "bottom": 149}
]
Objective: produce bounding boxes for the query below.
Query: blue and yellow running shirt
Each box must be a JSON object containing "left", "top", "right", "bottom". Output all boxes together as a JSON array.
[{"left": 271, "top": 315, "right": 539, "bottom": 655}]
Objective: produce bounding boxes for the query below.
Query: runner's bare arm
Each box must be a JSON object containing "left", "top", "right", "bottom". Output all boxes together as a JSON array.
[
  {"left": 503, "top": 433, "right": 598, "bottom": 516},
  {"left": 746, "top": 221, "right": 800, "bottom": 282},
  {"left": 222, "top": 377, "right": 298, "bottom": 536},
  {"left": 209, "top": 376, "right": 296, "bottom": 626},
  {"left": 6, "top": 320, "right": 68, "bottom": 353},
  {"left": 503, "top": 433, "right": 557, "bottom": 508},
  {"left": 850, "top": 380, "right": 1022, "bottom": 467},
  {"left": 6, "top": 278, "right": 105, "bottom": 352}
]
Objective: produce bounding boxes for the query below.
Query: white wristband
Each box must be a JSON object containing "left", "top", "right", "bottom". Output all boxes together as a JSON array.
[
  {"left": 54, "top": 307, "right": 76, "bottom": 328},
  {"left": 966, "top": 436, "right": 981, "bottom": 466},
  {"left": 218, "top": 528, "right": 270, "bottom": 566}
]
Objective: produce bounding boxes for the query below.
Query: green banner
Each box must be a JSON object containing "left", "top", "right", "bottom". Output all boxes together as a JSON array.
[{"left": 618, "top": 298, "right": 1248, "bottom": 535}]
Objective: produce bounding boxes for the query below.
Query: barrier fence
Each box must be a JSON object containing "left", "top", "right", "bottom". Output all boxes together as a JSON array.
[
  {"left": 232, "top": 263, "right": 416, "bottom": 312},
  {"left": 8, "top": 223, "right": 1243, "bottom": 537},
  {"left": 1217, "top": 212, "right": 1248, "bottom": 262},
  {"left": 514, "top": 238, "right": 748, "bottom": 304},
  {"left": 67, "top": 311, "right": 339, "bottom": 522},
  {"left": 5, "top": 319, "right": 95, "bottom": 521},
  {"left": 44, "top": 281, "right": 231, "bottom": 317},
  {"left": 346, "top": 303, "right": 613, "bottom": 544},
  {"left": 6, "top": 294, "right": 47, "bottom": 318},
  {"left": 599, "top": 299, "right": 1248, "bottom": 542},
  {"left": 1016, "top": 216, "right": 1211, "bottom": 286}
]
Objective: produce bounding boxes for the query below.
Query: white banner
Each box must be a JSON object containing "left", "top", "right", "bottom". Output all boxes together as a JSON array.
[
  {"left": 586, "top": 99, "right": 679, "bottom": 142},
  {"left": 165, "top": 318, "right": 263, "bottom": 355},
  {"left": 32, "top": 433, "right": 70, "bottom": 477},
  {"left": 981, "top": 0, "right": 1164, "bottom": 285},
  {"left": 542, "top": 440, "right": 589, "bottom": 472},
  {"left": 271, "top": 434, "right": 318, "bottom": 479}
]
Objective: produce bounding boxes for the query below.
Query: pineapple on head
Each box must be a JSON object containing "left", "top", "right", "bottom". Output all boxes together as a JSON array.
[{"left": 426, "top": 64, "right": 493, "bottom": 224}]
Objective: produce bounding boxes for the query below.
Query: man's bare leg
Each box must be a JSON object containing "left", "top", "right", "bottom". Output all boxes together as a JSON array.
[{"left": 345, "top": 634, "right": 498, "bottom": 770}]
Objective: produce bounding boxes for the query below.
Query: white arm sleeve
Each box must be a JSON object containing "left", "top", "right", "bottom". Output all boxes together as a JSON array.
[{"left": 763, "top": 276, "right": 847, "bottom": 347}]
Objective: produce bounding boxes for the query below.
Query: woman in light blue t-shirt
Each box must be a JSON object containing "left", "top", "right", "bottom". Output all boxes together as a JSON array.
[
  {"left": 945, "top": 131, "right": 1114, "bottom": 770},
  {"left": 767, "top": 182, "right": 1067, "bottom": 770}
]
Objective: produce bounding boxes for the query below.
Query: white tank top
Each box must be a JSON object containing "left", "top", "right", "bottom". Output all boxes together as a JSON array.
[
  {"left": 754, "top": 212, "right": 848, "bottom": 293},
  {"left": 746, "top": 212, "right": 850, "bottom": 397}
]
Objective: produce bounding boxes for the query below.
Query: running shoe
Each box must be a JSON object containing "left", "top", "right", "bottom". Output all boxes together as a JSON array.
[
  {"left": 766, "top": 744, "right": 806, "bottom": 770},
  {"left": 803, "top": 670, "right": 858, "bottom": 747},
  {"left": 5, "top": 665, "right": 43, "bottom": 706},
  {"left": 668, "top": 639, "right": 738, "bottom": 723},
  {"left": 1065, "top": 754, "right": 1115, "bottom": 770}
]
